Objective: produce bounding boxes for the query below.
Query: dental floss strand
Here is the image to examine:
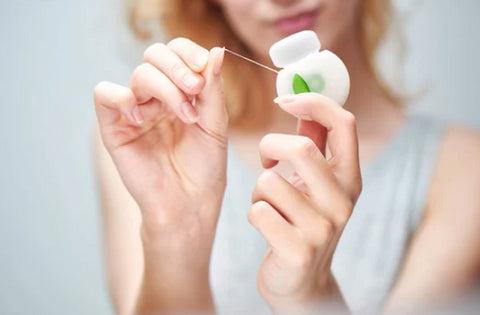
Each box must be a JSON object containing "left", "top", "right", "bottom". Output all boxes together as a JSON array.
[
  {"left": 224, "top": 48, "right": 279, "bottom": 74},
  {"left": 224, "top": 47, "right": 311, "bottom": 95}
]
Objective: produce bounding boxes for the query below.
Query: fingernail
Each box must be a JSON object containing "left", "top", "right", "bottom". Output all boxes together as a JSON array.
[
  {"left": 181, "top": 101, "right": 198, "bottom": 124},
  {"left": 273, "top": 94, "right": 296, "bottom": 104},
  {"left": 131, "top": 106, "right": 144, "bottom": 125},
  {"left": 213, "top": 47, "right": 225, "bottom": 76},
  {"left": 195, "top": 52, "right": 209, "bottom": 70},
  {"left": 297, "top": 114, "right": 312, "bottom": 121},
  {"left": 183, "top": 73, "right": 201, "bottom": 89}
]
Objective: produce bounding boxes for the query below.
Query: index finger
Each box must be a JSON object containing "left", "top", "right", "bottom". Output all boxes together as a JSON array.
[
  {"left": 274, "top": 93, "right": 361, "bottom": 197},
  {"left": 143, "top": 42, "right": 206, "bottom": 95},
  {"left": 167, "top": 37, "right": 210, "bottom": 73},
  {"left": 258, "top": 133, "right": 341, "bottom": 200}
]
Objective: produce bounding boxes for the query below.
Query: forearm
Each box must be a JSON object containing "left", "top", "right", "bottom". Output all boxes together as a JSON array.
[{"left": 135, "top": 273, "right": 215, "bottom": 315}]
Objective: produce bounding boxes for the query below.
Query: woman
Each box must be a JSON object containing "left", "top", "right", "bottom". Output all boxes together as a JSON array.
[{"left": 93, "top": 0, "right": 480, "bottom": 314}]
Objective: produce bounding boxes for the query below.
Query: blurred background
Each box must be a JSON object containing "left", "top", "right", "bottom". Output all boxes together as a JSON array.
[{"left": 0, "top": 0, "right": 479, "bottom": 314}]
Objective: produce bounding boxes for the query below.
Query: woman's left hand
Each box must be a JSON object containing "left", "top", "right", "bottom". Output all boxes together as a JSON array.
[{"left": 249, "top": 93, "right": 362, "bottom": 315}]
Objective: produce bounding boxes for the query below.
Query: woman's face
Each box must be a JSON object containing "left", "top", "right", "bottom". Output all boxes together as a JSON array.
[{"left": 215, "top": 0, "right": 361, "bottom": 61}]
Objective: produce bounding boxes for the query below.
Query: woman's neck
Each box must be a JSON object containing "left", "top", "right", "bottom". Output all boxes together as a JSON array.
[
  {"left": 336, "top": 28, "right": 402, "bottom": 125},
  {"left": 334, "top": 30, "right": 406, "bottom": 163}
]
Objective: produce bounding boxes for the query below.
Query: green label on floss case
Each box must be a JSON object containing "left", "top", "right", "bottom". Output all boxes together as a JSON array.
[{"left": 292, "top": 73, "right": 311, "bottom": 94}]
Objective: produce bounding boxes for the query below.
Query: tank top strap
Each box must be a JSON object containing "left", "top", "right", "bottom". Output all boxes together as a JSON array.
[
  {"left": 402, "top": 115, "right": 446, "bottom": 232},
  {"left": 363, "top": 114, "right": 447, "bottom": 233}
]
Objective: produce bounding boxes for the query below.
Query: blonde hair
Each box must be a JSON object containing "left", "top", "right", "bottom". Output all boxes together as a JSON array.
[{"left": 130, "top": 0, "right": 397, "bottom": 129}]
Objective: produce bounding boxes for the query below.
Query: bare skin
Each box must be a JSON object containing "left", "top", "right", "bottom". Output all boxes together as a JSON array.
[{"left": 94, "top": 0, "right": 480, "bottom": 314}]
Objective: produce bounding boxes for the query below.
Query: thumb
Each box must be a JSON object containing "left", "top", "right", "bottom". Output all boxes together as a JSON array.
[{"left": 195, "top": 47, "right": 228, "bottom": 135}]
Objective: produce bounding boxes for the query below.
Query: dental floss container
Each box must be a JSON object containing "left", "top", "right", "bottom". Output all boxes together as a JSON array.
[{"left": 269, "top": 30, "right": 350, "bottom": 106}]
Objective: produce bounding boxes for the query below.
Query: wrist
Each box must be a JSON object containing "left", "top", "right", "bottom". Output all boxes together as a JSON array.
[
  {"left": 140, "top": 221, "right": 213, "bottom": 275},
  {"left": 269, "top": 274, "right": 349, "bottom": 315},
  {"left": 139, "top": 195, "right": 224, "bottom": 240},
  {"left": 137, "top": 235, "right": 214, "bottom": 315}
]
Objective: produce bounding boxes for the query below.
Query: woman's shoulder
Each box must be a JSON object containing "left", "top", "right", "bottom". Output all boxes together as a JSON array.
[
  {"left": 441, "top": 125, "right": 480, "bottom": 156},
  {"left": 427, "top": 124, "right": 480, "bottom": 217},
  {"left": 433, "top": 124, "right": 480, "bottom": 191}
]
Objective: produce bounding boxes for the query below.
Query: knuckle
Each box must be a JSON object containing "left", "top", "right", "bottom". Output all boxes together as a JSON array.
[
  {"left": 169, "top": 61, "right": 187, "bottom": 79},
  {"left": 167, "top": 37, "right": 188, "bottom": 49},
  {"left": 259, "top": 134, "right": 271, "bottom": 149},
  {"left": 334, "top": 212, "right": 350, "bottom": 227},
  {"left": 132, "top": 63, "right": 150, "bottom": 80},
  {"left": 321, "top": 219, "right": 335, "bottom": 240},
  {"left": 130, "top": 63, "right": 152, "bottom": 87},
  {"left": 343, "top": 198, "right": 355, "bottom": 216},
  {"left": 247, "top": 209, "right": 255, "bottom": 226},
  {"left": 114, "top": 89, "right": 134, "bottom": 107},
  {"left": 93, "top": 81, "right": 108, "bottom": 100},
  {"left": 333, "top": 198, "right": 354, "bottom": 226},
  {"left": 353, "top": 180, "right": 363, "bottom": 201},
  {"left": 357, "top": 180, "right": 363, "bottom": 196},
  {"left": 296, "top": 137, "right": 318, "bottom": 158},
  {"left": 342, "top": 110, "right": 356, "bottom": 128},
  {"left": 94, "top": 81, "right": 134, "bottom": 109},
  {"left": 252, "top": 170, "right": 278, "bottom": 202},
  {"left": 255, "top": 170, "right": 278, "bottom": 193},
  {"left": 290, "top": 244, "right": 315, "bottom": 269},
  {"left": 259, "top": 133, "right": 276, "bottom": 152},
  {"left": 247, "top": 201, "right": 270, "bottom": 226},
  {"left": 311, "top": 219, "right": 335, "bottom": 245},
  {"left": 143, "top": 42, "right": 165, "bottom": 62}
]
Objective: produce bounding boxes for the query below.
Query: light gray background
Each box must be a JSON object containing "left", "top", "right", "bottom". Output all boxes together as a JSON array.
[{"left": 0, "top": 0, "right": 479, "bottom": 314}]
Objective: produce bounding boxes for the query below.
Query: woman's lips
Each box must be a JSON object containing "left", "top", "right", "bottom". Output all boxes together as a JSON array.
[{"left": 274, "top": 9, "right": 319, "bottom": 35}]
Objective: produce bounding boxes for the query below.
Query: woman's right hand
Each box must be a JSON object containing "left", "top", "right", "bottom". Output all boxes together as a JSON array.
[{"left": 94, "top": 39, "right": 227, "bottom": 313}]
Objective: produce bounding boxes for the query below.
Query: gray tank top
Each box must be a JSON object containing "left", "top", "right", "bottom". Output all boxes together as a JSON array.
[{"left": 210, "top": 115, "right": 445, "bottom": 314}]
